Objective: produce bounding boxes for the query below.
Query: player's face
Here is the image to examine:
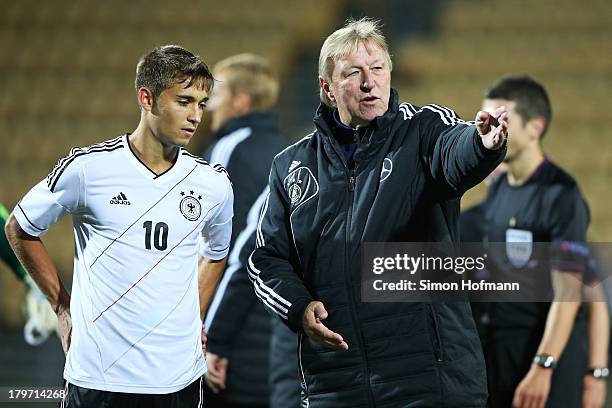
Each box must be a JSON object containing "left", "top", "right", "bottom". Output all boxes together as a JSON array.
[
  {"left": 482, "top": 99, "right": 528, "bottom": 163},
  {"left": 207, "top": 73, "right": 240, "bottom": 132},
  {"left": 324, "top": 42, "right": 391, "bottom": 128},
  {"left": 150, "top": 79, "right": 209, "bottom": 148}
]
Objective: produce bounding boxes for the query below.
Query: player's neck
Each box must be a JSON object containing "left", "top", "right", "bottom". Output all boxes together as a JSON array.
[
  {"left": 506, "top": 147, "right": 545, "bottom": 186},
  {"left": 129, "top": 125, "right": 179, "bottom": 175}
]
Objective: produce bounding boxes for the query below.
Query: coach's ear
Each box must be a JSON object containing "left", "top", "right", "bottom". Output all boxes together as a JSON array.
[
  {"left": 319, "top": 76, "right": 335, "bottom": 102},
  {"left": 137, "top": 87, "right": 154, "bottom": 112}
]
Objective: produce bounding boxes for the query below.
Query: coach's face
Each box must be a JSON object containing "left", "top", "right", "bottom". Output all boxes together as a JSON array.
[
  {"left": 149, "top": 78, "right": 209, "bottom": 148},
  {"left": 320, "top": 41, "right": 391, "bottom": 128}
]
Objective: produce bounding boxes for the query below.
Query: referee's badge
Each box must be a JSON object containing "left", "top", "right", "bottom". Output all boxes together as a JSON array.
[
  {"left": 505, "top": 228, "right": 533, "bottom": 268},
  {"left": 179, "top": 191, "right": 202, "bottom": 221}
]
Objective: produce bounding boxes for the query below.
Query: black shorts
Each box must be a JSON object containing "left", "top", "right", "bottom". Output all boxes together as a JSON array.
[{"left": 60, "top": 376, "right": 204, "bottom": 408}]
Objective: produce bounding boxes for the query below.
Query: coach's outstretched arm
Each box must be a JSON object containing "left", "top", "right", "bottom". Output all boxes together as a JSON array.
[
  {"left": 5, "top": 215, "right": 71, "bottom": 354},
  {"left": 423, "top": 106, "right": 508, "bottom": 196},
  {"left": 248, "top": 160, "right": 348, "bottom": 350}
]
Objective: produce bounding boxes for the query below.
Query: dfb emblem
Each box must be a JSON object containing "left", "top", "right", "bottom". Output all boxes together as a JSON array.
[
  {"left": 179, "top": 191, "right": 202, "bottom": 221},
  {"left": 380, "top": 157, "right": 393, "bottom": 182},
  {"left": 289, "top": 183, "right": 302, "bottom": 204},
  {"left": 283, "top": 166, "right": 319, "bottom": 211}
]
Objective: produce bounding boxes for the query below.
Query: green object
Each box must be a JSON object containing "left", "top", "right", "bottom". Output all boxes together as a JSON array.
[{"left": 0, "top": 202, "right": 28, "bottom": 283}]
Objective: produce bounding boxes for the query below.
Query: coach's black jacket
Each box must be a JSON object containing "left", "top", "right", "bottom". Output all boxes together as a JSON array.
[{"left": 249, "top": 89, "right": 505, "bottom": 407}]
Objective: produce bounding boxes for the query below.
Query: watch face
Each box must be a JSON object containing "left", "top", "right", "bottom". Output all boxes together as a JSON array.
[
  {"left": 594, "top": 368, "right": 610, "bottom": 378},
  {"left": 544, "top": 355, "right": 554, "bottom": 368},
  {"left": 534, "top": 354, "right": 555, "bottom": 369}
]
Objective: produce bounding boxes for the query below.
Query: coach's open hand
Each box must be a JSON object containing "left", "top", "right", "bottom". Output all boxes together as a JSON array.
[
  {"left": 302, "top": 301, "right": 348, "bottom": 350},
  {"left": 475, "top": 106, "right": 509, "bottom": 150}
]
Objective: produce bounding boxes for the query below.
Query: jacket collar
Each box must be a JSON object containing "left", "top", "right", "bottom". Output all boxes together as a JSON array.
[
  {"left": 313, "top": 89, "right": 400, "bottom": 144},
  {"left": 214, "top": 111, "right": 279, "bottom": 140}
]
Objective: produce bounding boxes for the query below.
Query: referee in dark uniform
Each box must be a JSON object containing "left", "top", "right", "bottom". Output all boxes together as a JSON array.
[{"left": 480, "top": 75, "right": 607, "bottom": 408}]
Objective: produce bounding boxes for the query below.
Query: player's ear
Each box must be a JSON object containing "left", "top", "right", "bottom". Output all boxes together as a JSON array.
[{"left": 138, "top": 87, "right": 154, "bottom": 112}]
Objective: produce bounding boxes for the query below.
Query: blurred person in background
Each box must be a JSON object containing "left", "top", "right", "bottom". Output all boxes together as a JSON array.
[
  {"left": 480, "top": 75, "right": 609, "bottom": 408},
  {"left": 459, "top": 163, "right": 507, "bottom": 342},
  {"left": 1, "top": 201, "right": 57, "bottom": 346},
  {"left": 5, "top": 45, "right": 233, "bottom": 408},
  {"left": 202, "top": 54, "right": 300, "bottom": 408},
  {"left": 248, "top": 17, "right": 508, "bottom": 407}
]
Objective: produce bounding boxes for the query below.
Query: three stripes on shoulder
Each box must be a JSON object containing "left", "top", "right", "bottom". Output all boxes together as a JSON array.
[{"left": 400, "top": 103, "right": 476, "bottom": 126}]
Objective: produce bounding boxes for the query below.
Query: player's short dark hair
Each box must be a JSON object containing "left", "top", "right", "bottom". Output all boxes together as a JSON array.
[
  {"left": 135, "top": 45, "right": 214, "bottom": 103},
  {"left": 485, "top": 75, "right": 552, "bottom": 139}
]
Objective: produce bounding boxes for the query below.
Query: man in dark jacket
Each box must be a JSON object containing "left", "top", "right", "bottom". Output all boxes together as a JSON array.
[
  {"left": 248, "top": 17, "right": 508, "bottom": 407},
  {"left": 202, "top": 54, "right": 294, "bottom": 408}
]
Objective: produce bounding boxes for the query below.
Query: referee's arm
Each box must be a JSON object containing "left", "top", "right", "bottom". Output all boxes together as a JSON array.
[{"left": 513, "top": 271, "right": 582, "bottom": 408}]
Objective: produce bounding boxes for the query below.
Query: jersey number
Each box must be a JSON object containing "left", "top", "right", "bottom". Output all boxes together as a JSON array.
[{"left": 143, "top": 221, "right": 168, "bottom": 250}]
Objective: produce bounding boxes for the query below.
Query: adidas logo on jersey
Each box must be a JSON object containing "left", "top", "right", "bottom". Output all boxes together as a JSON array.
[{"left": 110, "top": 192, "right": 131, "bottom": 205}]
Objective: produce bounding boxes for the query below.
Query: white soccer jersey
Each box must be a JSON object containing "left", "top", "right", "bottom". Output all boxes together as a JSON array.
[{"left": 14, "top": 134, "right": 233, "bottom": 394}]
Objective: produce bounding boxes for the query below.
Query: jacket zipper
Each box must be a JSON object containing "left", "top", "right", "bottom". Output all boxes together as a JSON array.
[
  {"left": 429, "top": 303, "right": 444, "bottom": 363},
  {"left": 297, "top": 333, "right": 310, "bottom": 406},
  {"left": 329, "top": 128, "right": 376, "bottom": 407}
]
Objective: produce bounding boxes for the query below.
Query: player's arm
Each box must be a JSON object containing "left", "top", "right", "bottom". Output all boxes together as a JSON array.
[
  {"left": 5, "top": 212, "right": 73, "bottom": 353},
  {"left": 0, "top": 202, "right": 29, "bottom": 283},
  {"left": 198, "top": 255, "right": 227, "bottom": 320},
  {"left": 199, "top": 254, "right": 229, "bottom": 394},
  {"left": 5, "top": 215, "right": 72, "bottom": 353},
  {"left": 4, "top": 215, "right": 70, "bottom": 313},
  {"left": 198, "top": 171, "right": 234, "bottom": 320}
]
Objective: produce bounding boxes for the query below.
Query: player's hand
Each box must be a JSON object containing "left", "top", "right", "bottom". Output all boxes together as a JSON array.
[
  {"left": 204, "top": 352, "right": 228, "bottom": 393},
  {"left": 201, "top": 324, "right": 207, "bottom": 354},
  {"left": 513, "top": 365, "right": 552, "bottom": 408},
  {"left": 56, "top": 303, "right": 72, "bottom": 355},
  {"left": 302, "top": 301, "right": 348, "bottom": 350},
  {"left": 475, "top": 107, "right": 508, "bottom": 151},
  {"left": 583, "top": 374, "right": 606, "bottom": 408}
]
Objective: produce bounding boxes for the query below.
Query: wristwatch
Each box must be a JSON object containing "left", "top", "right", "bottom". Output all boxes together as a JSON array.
[
  {"left": 586, "top": 367, "right": 610, "bottom": 380},
  {"left": 533, "top": 354, "right": 556, "bottom": 369}
]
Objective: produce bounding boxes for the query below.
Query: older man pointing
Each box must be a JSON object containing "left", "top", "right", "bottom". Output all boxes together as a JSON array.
[{"left": 249, "top": 18, "right": 508, "bottom": 407}]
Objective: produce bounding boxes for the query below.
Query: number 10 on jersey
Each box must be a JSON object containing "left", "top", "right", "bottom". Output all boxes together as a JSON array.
[{"left": 143, "top": 221, "right": 169, "bottom": 250}]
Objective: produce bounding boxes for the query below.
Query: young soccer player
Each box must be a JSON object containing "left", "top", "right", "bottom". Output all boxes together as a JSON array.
[{"left": 5, "top": 45, "right": 233, "bottom": 408}]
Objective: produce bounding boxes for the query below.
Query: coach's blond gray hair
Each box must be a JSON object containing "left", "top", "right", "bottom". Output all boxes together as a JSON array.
[{"left": 318, "top": 17, "right": 392, "bottom": 107}]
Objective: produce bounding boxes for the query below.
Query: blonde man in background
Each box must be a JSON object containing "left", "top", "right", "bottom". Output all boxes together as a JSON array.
[{"left": 202, "top": 54, "right": 295, "bottom": 408}]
